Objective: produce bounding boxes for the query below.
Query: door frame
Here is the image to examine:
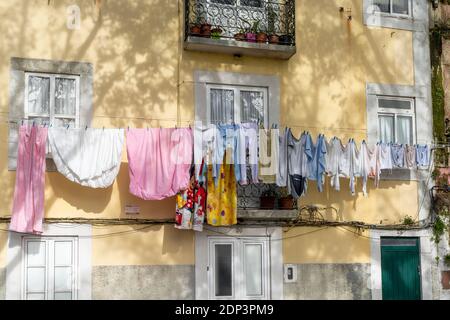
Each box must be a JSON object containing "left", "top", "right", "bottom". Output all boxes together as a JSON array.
[
  {"left": 370, "top": 229, "right": 434, "bottom": 300},
  {"left": 195, "top": 227, "right": 283, "bottom": 300}
]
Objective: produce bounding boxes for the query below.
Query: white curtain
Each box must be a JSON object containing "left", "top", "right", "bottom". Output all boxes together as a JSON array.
[
  {"left": 379, "top": 115, "right": 394, "bottom": 143},
  {"left": 55, "top": 78, "right": 76, "bottom": 116},
  {"left": 210, "top": 89, "right": 234, "bottom": 124},
  {"left": 392, "top": 0, "right": 409, "bottom": 15},
  {"left": 241, "top": 91, "right": 264, "bottom": 124},
  {"left": 373, "top": 0, "right": 390, "bottom": 13},
  {"left": 28, "top": 76, "right": 50, "bottom": 115},
  {"left": 396, "top": 116, "right": 412, "bottom": 145}
]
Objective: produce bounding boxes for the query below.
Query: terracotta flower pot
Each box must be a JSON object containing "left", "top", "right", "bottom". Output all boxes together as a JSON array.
[
  {"left": 201, "top": 23, "right": 212, "bottom": 38},
  {"left": 234, "top": 32, "right": 246, "bottom": 41},
  {"left": 256, "top": 32, "right": 268, "bottom": 43},
  {"left": 278, "top": 196, "right": 294, "bottom": 210},
  {"left": 268, "top": 34, "right": 279, "bottom": 44},
  {"left": 246, "top": 32, "right": 256, "bottom": 42},
  {"left": 190, "top": 24, "right": 201, "bottom": 36},
  {"left": 260, "top": 196, "right": 276, "bottom": 209}
]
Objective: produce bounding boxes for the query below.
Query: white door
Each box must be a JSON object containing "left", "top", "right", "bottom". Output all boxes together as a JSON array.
[{"left": 208, "top": 236, "right": 270, "bottom": 300}]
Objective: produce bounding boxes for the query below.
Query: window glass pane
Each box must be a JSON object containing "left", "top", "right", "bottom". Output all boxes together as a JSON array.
[
  {"left": 54, "top": 266, "right": 72, "bottom": 292},
  {"left": 55, "top": 78, "right": 77, "bottom": 116},
  {"left": 27, "top": 267, "right": 46, "bottom": 292},
  {"left": 378, "top": 98, "right": 411, "bottom": 110},
  {"left": 373, "top": 0, "right": 390, "bottom": 13},
  {"left": 53, "top": 118, "right": 76, "bottom": 128},
  {"left": 397, "top": 116, "right": 413, "bottom": 145},
  {"left": 241, "top": 91, "right": 264, "bottom": 124},
  {"left": 28, "top": 76, "right": 50, "bottom": 115},
  {"left": 54, "top": 241, "right": 73, "bottom": 266},
  {"left": 241, "top": 0, "right": 262, "bottom": 7},
  {"left": 244, "top": 244, "right": 263, "bottom": 296},
  {"left": 214, "top": 244, "right": 233, "bottom": 297},
  {"left": 379, "top": 115, "right": 395, "bottom": 143},
  {"left": 54, "top": 292, "right": 72, "bottom": 300},
  {"left": 211, "top": 0, "right": 235, "bottom": 4},
  {"left": 210, "top": 89, "right": 234, "bottom": 125},
  {"left": 392, "top": 0, "right": 409, "bottom": 15},
  {"left": 27, "top": 293, "right": 45, "bottom": 300},
  {"left": 27, "top": 241, "right": 46, "bottom": 266}
]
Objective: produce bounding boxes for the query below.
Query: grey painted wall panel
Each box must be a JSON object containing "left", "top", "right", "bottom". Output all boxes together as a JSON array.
[
  {"left": 92, "top": 265, "right": 195, "bottom": 300},
  {"left": 284, "top": 264, "right": 372, "bottom": 300}
]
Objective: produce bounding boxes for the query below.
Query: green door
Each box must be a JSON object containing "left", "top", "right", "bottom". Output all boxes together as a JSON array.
[{"left": 381, "top": 237, "right": 421, "bottom": 300}]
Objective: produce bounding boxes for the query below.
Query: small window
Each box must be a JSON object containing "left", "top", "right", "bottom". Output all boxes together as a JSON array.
[
  {"left": 25, "top": 72, "right": 80, "bottom": 128},
  {"left": 206, "top": 84, "right": 268, "bottom": 127},
  {"left": 372, "top": 0, "right": 411, "bottom": 17},
  {"left": 23, "top": 237, "right": 78, "bottom": 300},
  {"left": 377, "top": 96, "right": 415, "bottom": 145}
]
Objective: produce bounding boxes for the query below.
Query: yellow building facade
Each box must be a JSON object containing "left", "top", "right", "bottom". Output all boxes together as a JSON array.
[{"left": 0, "top": 0, "right": 441, "bottom": 300}]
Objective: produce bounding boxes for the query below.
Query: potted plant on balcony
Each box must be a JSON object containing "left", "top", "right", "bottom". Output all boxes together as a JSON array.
[
  {"left": 260, "top": 189, "right": 276, "bottom": 210},
  {"left": 234, "top": 28, "right": 246, "bottom": 41},
  {"left": 279, "top": 34, "right": 294, "bottom": 45},
  {"left": 211, "top": 27, "right": 223, "bottom": 40},
  {"left": 245, "top": 20, "right": 259, "bottom": 43},
  {"left": 267, "top": 5, "right": 279, "bottom": 44},
  {"left": 189, "top": 16, "right": 202, "bottom": 36},
  {"left": 200, "top": 20, "right": 212, "bottom": 38},
  {"left": 278, "top": 187, "right": 295, "bottom": 210},
  {"left": 256, "top": 24, "right": 268, "bottom": 43}
]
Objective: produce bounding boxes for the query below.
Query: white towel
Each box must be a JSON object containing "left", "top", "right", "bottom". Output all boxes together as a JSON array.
[{"left": 48, "top": 128, "right": 124, "bottom": 188}]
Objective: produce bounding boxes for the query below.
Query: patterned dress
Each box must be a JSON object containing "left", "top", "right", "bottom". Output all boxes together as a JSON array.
[{"left": 206, "top": 153, "right": 237, "bottom": 226}]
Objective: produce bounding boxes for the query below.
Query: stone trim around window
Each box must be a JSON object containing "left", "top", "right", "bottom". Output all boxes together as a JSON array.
[
  {"left": 362, "top": 0, "right": 428, "bottom": 32},
  {"left": 5, "top": 223, "right": 92, "bottom": 300},
  {"left": 8, "top": 57, "right": 93, "bottom": 171}
]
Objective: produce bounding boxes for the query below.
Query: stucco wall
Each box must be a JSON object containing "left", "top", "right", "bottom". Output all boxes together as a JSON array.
[{"left": 0, "top": 0, "right": 420, "bottom": 266}]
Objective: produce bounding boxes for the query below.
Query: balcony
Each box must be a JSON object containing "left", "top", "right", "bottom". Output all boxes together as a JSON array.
[{"left": 184, "top": 0, "right": 296, "bottom": 60}]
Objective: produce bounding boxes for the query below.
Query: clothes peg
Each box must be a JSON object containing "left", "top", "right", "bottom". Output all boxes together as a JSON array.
[
  {"left": 127, "top": 126, "right": 130, "bottom": 131},
  {"left": 85, "top": 125, "right": 88, "bottom": 131}
]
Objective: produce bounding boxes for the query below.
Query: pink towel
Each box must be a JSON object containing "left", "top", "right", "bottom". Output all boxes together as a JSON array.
[
  {"left": 126, "top": 128, "right": 193, "bottom": 200},
  {"left": 10, "top": 125, "right": 48, "bottom": 234}
]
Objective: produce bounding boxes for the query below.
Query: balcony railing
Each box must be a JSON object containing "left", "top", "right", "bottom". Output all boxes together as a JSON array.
[{"left": 184, "top": 0, "right": 296, "bottom": 59}]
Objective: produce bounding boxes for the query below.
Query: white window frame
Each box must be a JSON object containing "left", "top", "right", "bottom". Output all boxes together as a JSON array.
[
  {"left": 206, "top": 83, "right": 268, "bottom": 127},
  {"left": 24, "top": 72, "right": 80, "bottom": 128},
  {"left": 377, "top": 96, "right": 416, "bottom": 144},
  {"left": 6, "top": 224, "right": 92, "bottom": 300},
  {"left": 21, "top": 236, "right": 78, "bottom": 300},
  {"left": 195, "top": 227, "right": 283, "bottom": 300},
  {"left": 208, "top": 236, "right": 270, "bottom": 300},
  {"left": 372, "top": 0, "right": 412, "bottom": 18}
]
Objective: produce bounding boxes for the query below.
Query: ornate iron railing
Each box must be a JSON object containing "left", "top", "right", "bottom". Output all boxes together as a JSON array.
[{"left": 185, "top": 0, "right": 296, "bottom": 46}]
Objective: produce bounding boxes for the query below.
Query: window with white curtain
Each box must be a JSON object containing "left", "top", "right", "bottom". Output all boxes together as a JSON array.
[
  {"left": 208, "top": 237, "right": 269, "bottom": 300},
  {"left": 22, "top": 237, "right": 78, "bottom": 300},
  {"left": 372, "top": 0, "right": 411, "bottom": 17},
  {"left": 377, "top": 96, "right": 415, "bottom": 145},
  {"left": 206, "top": 84, "right": 268, "bottom": 127},
  {"left": 25, "top": 72, "right": 80, "bottom": 128}
]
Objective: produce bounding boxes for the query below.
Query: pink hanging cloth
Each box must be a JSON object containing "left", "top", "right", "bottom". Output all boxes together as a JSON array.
[
  {"left": 10, "top": 125, "right": 48, "bottom": 234},
  {"left": 126, "top": 128, "right": 193, "bottom": 200}
]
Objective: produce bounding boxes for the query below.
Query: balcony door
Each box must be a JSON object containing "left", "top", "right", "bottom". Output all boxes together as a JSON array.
[{"left": 204, "top": 0, "right": 266, "bottom": 38}]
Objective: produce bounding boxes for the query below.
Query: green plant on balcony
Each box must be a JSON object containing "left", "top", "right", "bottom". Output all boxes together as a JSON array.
[{"left": 267, "top": 4, "right": 280, "bottom": 44}]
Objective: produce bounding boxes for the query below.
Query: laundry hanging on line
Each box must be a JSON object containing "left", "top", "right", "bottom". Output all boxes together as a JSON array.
[{"left": 48, "top": 127, "right": 124, "bottom": 188}]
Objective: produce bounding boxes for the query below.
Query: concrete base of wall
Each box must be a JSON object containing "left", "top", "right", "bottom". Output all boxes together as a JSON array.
[
  {"left": 283, "top": 264, "right": 372, "bottom": 300},
  {"left": 92, "top": 265, "right": 195, "bottom": 300},
  {"left": 0, "top": 268, "right": 5, "bottom": 300}
]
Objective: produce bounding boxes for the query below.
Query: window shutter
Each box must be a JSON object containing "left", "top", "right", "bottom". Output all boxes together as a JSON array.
[{"left": 8, "top": 68, "right": 25, "bottom": 171}]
